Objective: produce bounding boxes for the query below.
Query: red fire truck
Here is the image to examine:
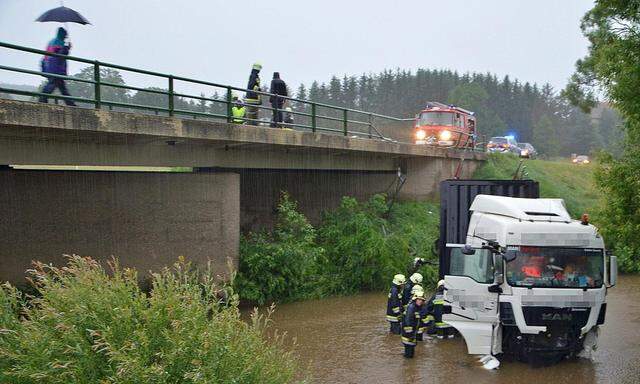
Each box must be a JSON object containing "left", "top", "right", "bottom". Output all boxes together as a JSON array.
[{"left": 414, "top": 102, "right": 476, "bottom": 148}]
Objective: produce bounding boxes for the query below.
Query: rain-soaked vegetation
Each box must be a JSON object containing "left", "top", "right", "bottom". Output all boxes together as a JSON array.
[
  {"left": 0, "top": 257, "right": 300, "bottom": 384},
  {"left": 235, "top": 193, "right": 439, "bottom": 305},
  {"left": 236, "top": 153, "right": 613, "bottom": 305}
]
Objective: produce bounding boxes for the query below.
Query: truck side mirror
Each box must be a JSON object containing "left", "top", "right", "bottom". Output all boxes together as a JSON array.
[
  {"left": 503, "top": 249, "right": 518, "bottom": 263},
  {"left": 462, "top": 244, "right": 476, "bottom": 255},
  {"left": 609, "top": 255, "right": 618, "bottom": 287},
  {"left": 494, "top": 272, "right": 504, "bottom": 285}
]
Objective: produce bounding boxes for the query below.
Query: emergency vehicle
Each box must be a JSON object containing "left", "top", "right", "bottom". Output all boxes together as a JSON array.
[{"left": 414, "top": 102, "right": 476, "bottom": 148}]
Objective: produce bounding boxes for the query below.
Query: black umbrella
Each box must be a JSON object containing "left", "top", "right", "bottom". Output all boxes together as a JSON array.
[{"left": 36, "top": 6, "right": 91, "bottom": 25}]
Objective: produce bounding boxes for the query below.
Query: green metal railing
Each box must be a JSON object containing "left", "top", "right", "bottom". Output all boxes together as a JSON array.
[{"left": 0, "top": 41, "right": 406, "bottom": 140}]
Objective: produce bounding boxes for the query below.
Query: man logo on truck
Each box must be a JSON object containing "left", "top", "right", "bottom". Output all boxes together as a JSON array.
[{"left": 541, "top": 313, "right": 573, "bottom": 321}]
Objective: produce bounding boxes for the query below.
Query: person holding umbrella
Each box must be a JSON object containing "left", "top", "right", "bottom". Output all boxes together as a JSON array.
[
  {"left": 39, "top": 27, "right": 75, "bottom": 106},
  {"left": 36, "top": 4, "right": 90, "bottom": 106}
]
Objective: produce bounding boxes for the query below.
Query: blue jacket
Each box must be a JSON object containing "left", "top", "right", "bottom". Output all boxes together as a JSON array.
[{"left": 42, "top": 28, "right": 70, "bottom": 75}]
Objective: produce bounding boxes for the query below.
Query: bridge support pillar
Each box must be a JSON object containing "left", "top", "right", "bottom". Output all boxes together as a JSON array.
[
  {"left": 398, "top": 157, "right": 481, "bottom": 201},
  {"left": 0, "top": 169, "right": 239, "bottom": 285}
]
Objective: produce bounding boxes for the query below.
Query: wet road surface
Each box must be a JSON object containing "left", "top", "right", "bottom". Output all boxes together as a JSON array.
[{"left": 269, "top": 275, "right": 640, "bottom": 384}]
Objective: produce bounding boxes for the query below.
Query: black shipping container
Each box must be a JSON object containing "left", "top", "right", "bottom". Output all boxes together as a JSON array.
[{"left": 438, "top": 179, "right": 540, "bottom": 278}]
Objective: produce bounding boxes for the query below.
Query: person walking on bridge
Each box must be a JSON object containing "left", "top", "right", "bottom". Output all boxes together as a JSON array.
[
  {"left": 386, "top": 274, "right": 406, "bottom": 334},
  {"left": 244, "top": 63, "right": 262, "bottom": 125},
  {"left": 38, "top": 27, "right": 76, "bottom": 106},
  {"left": 269, "top": 72, "right": 288, "bottom": 128}
]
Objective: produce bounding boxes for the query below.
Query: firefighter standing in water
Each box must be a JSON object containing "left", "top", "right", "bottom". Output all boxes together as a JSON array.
[
  {"left": 244, "top": 63, "right": 262, "bottom": 125},
  {"left": 429, "top": 279, "right": 455, "bottom": 338},
  {"left": 402, "top": 272, "right": 423, "bottom": 310},
  {"left": 409, "top": 285, "right": 430, "bottom": 341},
  {"left": 402, "top": 290, "right": 427, "bottom": 358},
  {"left": 386, "top": 274, "right": 406, "bottom": 334}
]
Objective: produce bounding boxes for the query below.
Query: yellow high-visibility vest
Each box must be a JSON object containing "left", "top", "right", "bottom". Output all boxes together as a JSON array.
[{"left": 232, "top": 106, "right": 246, "bottom": 123}]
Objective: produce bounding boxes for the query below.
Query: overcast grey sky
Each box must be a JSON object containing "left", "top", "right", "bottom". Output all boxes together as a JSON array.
[{"left": 1, "top": 0, "right": 593, "bottom": 95}]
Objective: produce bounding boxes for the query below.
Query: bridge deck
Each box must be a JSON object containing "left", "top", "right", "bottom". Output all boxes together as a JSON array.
[{"left": 0, "top": 100, "right": 485, "bottom": 170}]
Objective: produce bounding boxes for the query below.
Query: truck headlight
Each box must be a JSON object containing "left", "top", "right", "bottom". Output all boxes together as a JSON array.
[
  {"left": 416, "top": 130, "right": 426, "bottom": 140},
  {"left": 440, "top": 130, "right": 452, "bottom": 141}
]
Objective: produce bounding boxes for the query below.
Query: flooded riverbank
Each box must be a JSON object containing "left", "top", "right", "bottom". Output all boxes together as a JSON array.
[{"left": 269, "top": 275, "right": 640, "bottom": 384}]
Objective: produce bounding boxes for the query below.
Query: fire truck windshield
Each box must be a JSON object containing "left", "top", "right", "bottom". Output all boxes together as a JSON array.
[
  {"left": 417, "top": 112, "right": 454, "bottom": 126},
  {"left": 506, "top": 247, "right": 604, "bottom": 288}
]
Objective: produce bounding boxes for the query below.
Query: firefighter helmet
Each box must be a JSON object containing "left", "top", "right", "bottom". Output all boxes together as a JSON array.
[
  {"left": 392, "top": 274, "right": 406, "bottom": 285},
  {"left": 252, "top": 62, "right": 263, "bottom": 71},
  {"left": 410, "top": 273, "right": 423, "bottom": 284},
  {"left": 411, "top": 284, "right": 424, "bottom": 295}
]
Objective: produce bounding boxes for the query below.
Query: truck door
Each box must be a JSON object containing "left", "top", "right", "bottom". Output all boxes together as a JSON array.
[{"left": 443, "top": 245, "right": 500, "bottom": 355}]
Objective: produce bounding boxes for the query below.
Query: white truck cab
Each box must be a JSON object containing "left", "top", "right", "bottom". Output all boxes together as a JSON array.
[{"left": 442, "top": 195, "right": 617, "bottom": 366}]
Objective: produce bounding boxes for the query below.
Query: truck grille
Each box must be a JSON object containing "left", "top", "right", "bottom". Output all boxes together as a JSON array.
[{"left": 522, "top": 307, "right": 590, "bottom": 328}]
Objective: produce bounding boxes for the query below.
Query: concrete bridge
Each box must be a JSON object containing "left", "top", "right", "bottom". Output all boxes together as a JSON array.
[{"left": 0, "top": 99, "right": 485, "bottom": 284}]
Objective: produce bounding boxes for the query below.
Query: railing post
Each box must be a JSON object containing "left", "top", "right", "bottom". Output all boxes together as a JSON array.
[
  {"left": 368, "top": 113, "right": 373, "bottom": 139},
  {"left": 226, "top": 87, "right": 232, "bottom": 123},
  {"left": 343, "top": 109, "right": 348, "bottom": 136},
  {"left": 168, "top": 75, "right": 174, "bottom": 117},
  {"left": 311, "top": 103, "right": 317, "bottom": 133},
  {"left": 93, "top": 60, "right": 101, "bottom": 109}
]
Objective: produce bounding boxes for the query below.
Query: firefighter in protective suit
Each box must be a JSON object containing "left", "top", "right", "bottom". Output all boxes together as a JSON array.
[
  {"left": 402, "top": 290, "right": 427, "bottom": 358},
  {"left": 386, "top": 274, "right": 406, "bottom": 334},
  {"left": 429, "top": 279, "right": 455, "bottom": 338},
  {"left": 409, "top": 285, "right": 430, "bottom": 341},
  {"left": 402, "top": 272, "right": 423, "bottom": 310},
  {"left": 244, "top": 63, "right": 262, "bottom": 125}
]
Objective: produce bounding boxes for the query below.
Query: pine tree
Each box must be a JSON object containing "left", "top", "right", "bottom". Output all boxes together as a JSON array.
[{"left": 533, "top": 115, "right": 560, "bottom": 156}]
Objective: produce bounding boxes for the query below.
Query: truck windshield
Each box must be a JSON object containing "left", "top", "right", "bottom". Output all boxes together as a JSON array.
[
  {"left": 418, "top": 112, "right": 454, "bottom": 126},
  {"left": 506, "top": 247, "right": 604, "bottom": 288}
]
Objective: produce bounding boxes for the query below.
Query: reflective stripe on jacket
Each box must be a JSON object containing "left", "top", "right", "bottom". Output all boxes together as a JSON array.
[
  {"left": 402, "top": 301, "right": 422, "bottom": 346},
  {"left": 386, "top": 284, "right": 403, "bottom": 322}
]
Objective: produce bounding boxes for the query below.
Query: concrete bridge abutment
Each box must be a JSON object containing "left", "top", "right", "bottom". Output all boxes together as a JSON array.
[{"left": 0, "top": 169, "right": 239, "bottom": 284}]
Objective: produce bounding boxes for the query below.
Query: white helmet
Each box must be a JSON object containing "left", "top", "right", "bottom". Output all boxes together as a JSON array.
[
  {"left": 411, "top": 284, "right": 424, "bottom": 295},
  {"left": 437, "top": 279, "right": 446, "bottom": 288},
  {"left": 392, "top": 274, "right": 406, "bottom": 285},
  {"left": 412, "top": 290, "right": 426, "bottom": 301},
  {"left": 410, "top": 273, "right": 423, "bottom": 284}
]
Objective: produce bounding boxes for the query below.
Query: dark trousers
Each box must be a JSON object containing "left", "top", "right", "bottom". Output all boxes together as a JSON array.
[
  {"left": 404, "top": 344, "right": 415, "bottom": 358},
  {"left": 271, "top": 101, "right": 284, "bottom": 127},
  {"left": 39, "top": 77, "right": 76, "bottom": 106},
  {"left": 390, "top": 322, "right": 401, "bottom": 334}
]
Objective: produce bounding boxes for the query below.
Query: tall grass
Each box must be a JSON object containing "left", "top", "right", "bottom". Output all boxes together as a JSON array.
[
  {"left": 473, "top": 153, "right": 599, "bottom": 217},
  {"left": 0, "top": 256, "right": 300, "bottom": 384}
]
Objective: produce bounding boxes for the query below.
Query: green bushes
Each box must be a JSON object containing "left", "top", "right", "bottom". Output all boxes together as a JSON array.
[
  {"left": 0, "top": 256, "right": 299, "bottom": 384},
  {"left": 235, "top": 194, "right": 323, "bottom": 304},
  {"left": 235, "top": 193, "right": 440, "bottom": 304}
]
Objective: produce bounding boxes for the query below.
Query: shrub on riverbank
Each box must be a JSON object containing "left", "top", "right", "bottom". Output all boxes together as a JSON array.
[
  {"left": 235, "top": 194, "right": 323, "bottom": 304},
  {"left": 236, "top": 193, "right": 439, "bottom": 304},
  {"left": 0, "top": 256, "right": 299, "bottom": 384}
]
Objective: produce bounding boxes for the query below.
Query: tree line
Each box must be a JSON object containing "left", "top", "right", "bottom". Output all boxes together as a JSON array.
[
  {"left": 295, "top": 69, "right": 622, "bottom": 157},
  {"left": 17, "top": 65, "right": 622, "bottom": 157},
  {"left": 565, "top": 0, "right": 640, "bottom": 273}
]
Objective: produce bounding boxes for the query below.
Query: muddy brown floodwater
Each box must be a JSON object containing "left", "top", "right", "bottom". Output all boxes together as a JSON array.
[{"left": 268, "top": 275, "right": 640, "bottom": 384}]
